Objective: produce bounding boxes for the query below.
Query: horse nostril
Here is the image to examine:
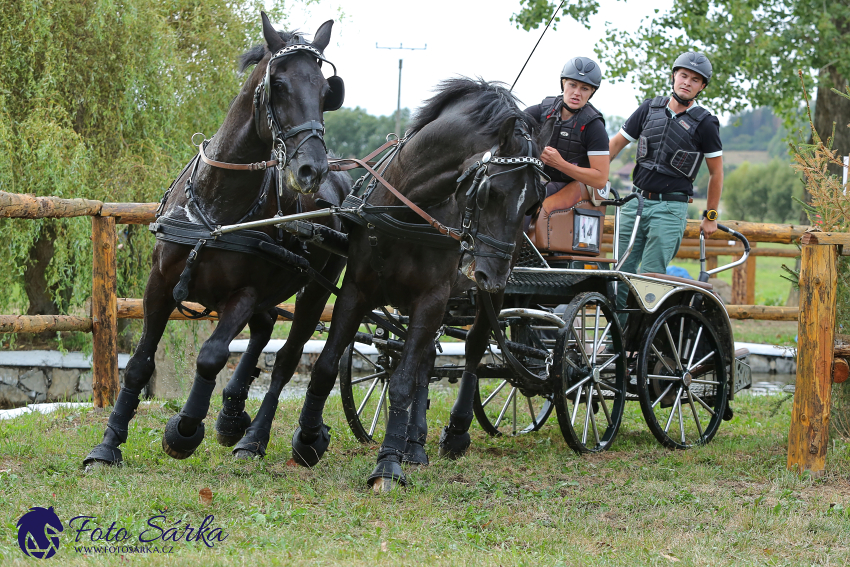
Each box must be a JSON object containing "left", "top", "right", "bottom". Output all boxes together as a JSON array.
[{"left": 298, "top": 164, "right": 318, "bottom": 184}]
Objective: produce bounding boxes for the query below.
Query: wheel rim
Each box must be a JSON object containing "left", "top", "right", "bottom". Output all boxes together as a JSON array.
[
  {"left": 552, "top": 292, "right": 626, "bottom": 453},
  {"left": 637, "top": 306, "right": 728, "bottom": 449},
  {"left": 339, "top": 343, "right": 390, "bottom": 443}
]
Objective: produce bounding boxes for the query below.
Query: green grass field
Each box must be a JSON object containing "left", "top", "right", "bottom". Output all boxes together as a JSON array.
[{"left": 2, "top": 392, "right": 849, "bottom": 566}]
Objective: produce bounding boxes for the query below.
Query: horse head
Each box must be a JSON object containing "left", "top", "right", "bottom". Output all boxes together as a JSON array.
[{"left": 254, "top": 12, "right": 343, "bottom": 195}]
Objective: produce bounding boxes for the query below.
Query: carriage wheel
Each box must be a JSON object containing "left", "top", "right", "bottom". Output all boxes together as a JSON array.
[
  {"left": 339, "top": 342, "right": 390, "bottom": 444},
  {"left": 636, "top": 306, "right": 728, "bottom": 449},
  {"left": 473, "top": 379, "right": 553, "bottom": 436},
  {"left": 552, "top": 292, "right": 626, "bottom": 454}
]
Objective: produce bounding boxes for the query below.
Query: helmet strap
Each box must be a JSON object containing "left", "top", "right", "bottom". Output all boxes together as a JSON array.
[{"left": 670, "top": 90, "right": 695, "bottom": 106}]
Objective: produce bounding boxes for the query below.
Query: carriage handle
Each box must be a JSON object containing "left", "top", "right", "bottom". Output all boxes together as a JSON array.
[
  {"left": 698, "top": 224, "right": 751, "bottom": 282},
  {"left": 600, "top": 192, "right": 644, "bottom": 271}
]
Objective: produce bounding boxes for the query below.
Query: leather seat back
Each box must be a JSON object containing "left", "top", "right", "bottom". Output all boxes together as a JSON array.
[{"left": 527, "top": 181, "right": 606, "bottom": 255}]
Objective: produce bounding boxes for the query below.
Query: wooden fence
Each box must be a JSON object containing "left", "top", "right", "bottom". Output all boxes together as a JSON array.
[{"left": 1, "top": 190, "right": 848, "bottom": 476}]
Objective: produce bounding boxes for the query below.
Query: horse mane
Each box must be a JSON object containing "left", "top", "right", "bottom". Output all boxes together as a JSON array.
[
  {"left": 408, "top": 77, "right": 528, "bottom": 137},
  {"left": 238, "top": 30, "right": 301, "bottom": 72}
]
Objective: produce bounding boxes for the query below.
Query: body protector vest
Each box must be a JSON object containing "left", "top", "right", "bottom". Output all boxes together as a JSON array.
[
  {"left": 635, "top": 96, "right": 712, "bottom": 183},
  {"left": 539, "top": 97, "right": 605, "bottom": 184}
]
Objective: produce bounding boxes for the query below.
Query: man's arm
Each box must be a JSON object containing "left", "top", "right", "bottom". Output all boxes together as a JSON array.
[
  {"left": 608, "top": 132, "right": 631, "bottom": 162},
  {"left": 700, "top": 156, "right": 723, "bottom": 237}
]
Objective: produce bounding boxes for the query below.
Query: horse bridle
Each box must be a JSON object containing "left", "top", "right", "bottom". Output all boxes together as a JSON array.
[{"left": 456, "top": 123, "right": 547, "bottom": 260}]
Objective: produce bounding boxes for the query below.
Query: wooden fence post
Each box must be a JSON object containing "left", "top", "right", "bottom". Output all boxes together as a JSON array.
[
  {"left": 731, "top": 242, "right": 757, "bottom": 304},
  {"left": 92, "top": 216, "right": 118, "bottom": 408},
  {"left": 787, "top": 241, "right": 838, "bottom": 477}
]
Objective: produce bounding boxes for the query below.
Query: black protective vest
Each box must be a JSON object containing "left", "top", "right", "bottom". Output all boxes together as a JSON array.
[
  {"left": 539, "top": 97, "right": 605, "bottom": 183},
  {"left": 635, "top": 96, "right": 711, "bottom": 183}
]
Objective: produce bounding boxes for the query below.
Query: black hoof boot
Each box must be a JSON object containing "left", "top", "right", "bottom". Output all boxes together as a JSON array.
[
  {"left": 291, "top": 424, "right": 331, "bottom": 467},
  {"left": 215, "top": 410, "right": 252, "bottom": 447},
  {"left": 403, "top": 441, "right": 429, "bottom": 466},
  {"left": 233, "top": 427, "right": 271, "bottom": 460},
  {"left": 162, "top": 415, "right": 205, "bottom": 460},
  {"left": 368, "top": 455, "right": 407, "bottom": 492},
  {"left": 83, "top": 444, "right": 123, "bottom": 469},
  {"left": 438, "top": 426, "right": 471, "bottom": 460}
]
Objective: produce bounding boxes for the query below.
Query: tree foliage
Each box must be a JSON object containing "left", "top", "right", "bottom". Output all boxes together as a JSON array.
[
  {"left": 324, "top": 107, "right": 410, "bottom": 161},
  {"left": 0, "top": 0, "right": 289, "bottom": 316},
  {"left": 721, "top": 159, "right": 804, "bottom": 223}
]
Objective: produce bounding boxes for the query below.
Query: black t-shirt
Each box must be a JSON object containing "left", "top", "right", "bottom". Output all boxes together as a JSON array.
[
  {"left": 620, "top": 98, "right": 723, "bottom": 195},
  {"left": 525, "top": 103, "right": 610, "bottom": 160}
]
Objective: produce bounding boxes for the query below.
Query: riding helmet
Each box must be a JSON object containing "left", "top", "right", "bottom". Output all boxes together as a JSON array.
[
  {"left": 672, "top": 51, "right": 712, "bottom": 85},
  {"left": 560, "top": 57, "right": 602, "bottom": 90}
]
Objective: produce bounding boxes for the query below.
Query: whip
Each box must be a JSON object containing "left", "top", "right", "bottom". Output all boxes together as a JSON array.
[{"left": 510, "top": 0, "right": 569, "bottom": 92}]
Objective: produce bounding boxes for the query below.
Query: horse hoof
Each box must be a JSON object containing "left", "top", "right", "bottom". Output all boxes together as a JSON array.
[
  {"left": 367, "top": 458, "right": 407, "bottom": 491},
  {"left": 233, "top": 449, "right": 261, "bottom": 460},
  {"left": 291, "top": 424, "right": 330, "bottom": 467},
  {"left": 438, "top": 426, "right": 470, "bottom": 460},
  {"left": 215, "top": 410, "right": 252, "bottom": 447},
  {"left": 83, "top": 443, "right": 123, "bottom": 469},
  {"left": 162, "top": 415, "right": 205, "bottom": 460},
  {"left": 371, "top": 477, "right": 400, "bottom": 494},
  {"left": 402, "top": 443, "right": 429, "bottom": 466}
]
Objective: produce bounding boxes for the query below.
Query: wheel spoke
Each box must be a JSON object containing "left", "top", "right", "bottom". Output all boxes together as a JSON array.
[
  {"left": 512, "top": 391, "right": 518, "bottom": 436},
  {"left": 664, "top": 323, "right": 684, "bottom": 371},
  {"left": 594, "top": 322, "right": 612, "bottom": 355},
  {"left": 686, "top": 326, "right": 704, "bottom": 370},
  {"left": 690, "top": 391, "right": 716, "bottom": 416},
  {"left": 664, "top": 387, "right": 684, "bottom": 433},
  {"left": 688, "top": 350, "right": 716, "bottom": 373},
  {"left": 563, "top": 354, "right": 583, "bottom": 372},
  {"left": 686, "top": 389, "right": 704, "bottom": 438},
  {"left": 570, "top": 327, "right": 593, "bottom": 369},
  {"left": 651, "top": 344, "right": 676, "bottom": 374},
  {"left": 570, "top": 385, "right": 584, "bottom": 425},
  {"left": 495, "top": 387, "right": 516, "bottom": 428},
  {"left": 596, "top": 379, "right": 623, "bottom": 395},
  {"left": 356, "top": 376, "right": 382, "bottom": 417},
  {"left": 564, "top": 374, "right": 592, "bottom": 397},
  {"left": 678, "top": 390, "right": 686, "bottom": 443},
  {"left": 594, "top": 382, "right": 612, "bottom": 426},
  {"left": 692, "top": 378, "right": 720, "bottom": 385},
  {"left": 589, "top": 386, "right": 601, "bottom": 446},
  {"left": 678, "top": 316, "right": 685, "bottom": 365},
  {"left": 647, "top": 374, "right": 681, "bottom": 381},
  {"left": 582, "top": 385, "right": 593, "bottom": 444},
  {"left": 353, "top": 348, "right": 380, "bottom": 370},
  {"left": 591, "top": 304, "right": 601, "bottom": 365},
  {"left": 481, "top": 380, "right": 508, "bottom": 407},
  {"left": 652, "top": 382, "right": 675, "bottom": 409},
  {"left": 368, "top": 379, "right": 390, "bottom": 437},
  {"left": 527, "top": 396, "right": 539, "bottom": 429},
  {"left": 351, "top": 370, "right": 387, "bottom": 386},
  {"left": 596, "top": 353, "right": 620, "bottom": 373}
]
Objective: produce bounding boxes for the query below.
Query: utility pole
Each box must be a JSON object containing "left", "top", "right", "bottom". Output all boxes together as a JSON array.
[{"left": 376, "top": 42, "right": 427, "bottom": 137}]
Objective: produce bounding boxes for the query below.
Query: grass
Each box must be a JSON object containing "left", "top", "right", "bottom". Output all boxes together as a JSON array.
[{"left": 2, "top": 392, "right": 850, "bottom": 566}]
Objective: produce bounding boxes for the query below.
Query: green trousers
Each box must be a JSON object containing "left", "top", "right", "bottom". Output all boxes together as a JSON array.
[{"left": 615, "top": 197, "right": 689, "bottom": 313}]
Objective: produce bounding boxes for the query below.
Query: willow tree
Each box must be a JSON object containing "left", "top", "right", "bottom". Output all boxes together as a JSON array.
[
  {"left": 512, "top": 0, "right": 850, "bottom": 178},
  {"left": 0, "top": 0, "right": 292, "bottom": 319}
]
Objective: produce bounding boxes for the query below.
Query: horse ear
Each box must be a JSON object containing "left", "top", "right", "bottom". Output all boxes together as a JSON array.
[
  {"left": 312, "top": 20, "right": 334, "bottom": 52},
  {"left": 498, "top": 116, "right": 519, "bottom": 154},
  {"left": 261, "top": 12, "right": 284, "bottom": 53}
]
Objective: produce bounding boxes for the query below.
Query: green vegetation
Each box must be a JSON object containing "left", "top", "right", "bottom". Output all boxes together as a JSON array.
[
  {"left": 721, "top": 160, "right": 804, "bottom": 223},
  {"left": 2, "top": 393, "right": 850, "bottom": 565},
  {"left": 325, "top": 107, "right": 410, "bottom": 162}
]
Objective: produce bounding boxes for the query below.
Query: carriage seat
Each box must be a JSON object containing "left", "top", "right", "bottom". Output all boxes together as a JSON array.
[
  {"left": 641, "top": 272, "right": 713, "bottom": 291},
  {"left": 527, "top": 180, "right": 606, "bottom": 256}
]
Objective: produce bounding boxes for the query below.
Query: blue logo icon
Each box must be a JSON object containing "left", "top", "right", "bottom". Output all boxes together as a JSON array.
[{"left": 17, "top": 507, "right": 63, "bottom": 559}]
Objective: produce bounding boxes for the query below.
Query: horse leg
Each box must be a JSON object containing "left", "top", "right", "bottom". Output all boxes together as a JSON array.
[
  {"left": 291, "top": 279, "right": 370, "bottom": 467},
  {"left": 439, "top": 301, "right": 493, "bottom": 459},
  {"left": 162, "top": 290, "right": 256, "bottom": 459},
  {"left": 83, "top": 273, "right": 176, "bottom": 468},
  {"left": 233, "top": 277, "right": 337, "bottom": 460},
  {"left": 403, "top": 346, "right": 436, "bottom": 465},
  {"left": 369, "top": 295, "right": 446, "bottom": 492},
  {"left": 215, "top": 310, "right": 275, "bottom": 446}
]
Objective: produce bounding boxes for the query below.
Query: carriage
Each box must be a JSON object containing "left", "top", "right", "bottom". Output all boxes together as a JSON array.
[{"left": 337, "top": 190, "right": 753, "bottom": 454}]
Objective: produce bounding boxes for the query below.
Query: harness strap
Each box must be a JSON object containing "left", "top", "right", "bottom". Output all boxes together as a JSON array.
[
  {"left": 198, "top": 141, "right": 278, "bottom": 171},
  {"left": 329, "top": 139, "right": 399, "bottom": 172}
]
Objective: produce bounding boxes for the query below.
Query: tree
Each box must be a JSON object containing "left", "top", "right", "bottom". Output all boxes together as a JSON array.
[
  {"left": 721, "top": 159, "right": 803, "bottom": 222},
  {"left": 324, "top": 107, "right": 410, "bottom": 161},
  {"left": 0, "top": 0, "right": 290, "bottom": 319},
  {"left": 512, "top": 1, "right": 850, "bottom": 185}
]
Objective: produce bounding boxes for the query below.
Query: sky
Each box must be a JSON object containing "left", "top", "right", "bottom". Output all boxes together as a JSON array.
[{"left": 278, "top": 0, "right": 677, "bottom": 123}]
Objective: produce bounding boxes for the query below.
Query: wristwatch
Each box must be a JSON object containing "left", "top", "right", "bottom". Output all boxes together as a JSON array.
[{"left": 702, "top": 209, "right": 718, "bottom": 221}]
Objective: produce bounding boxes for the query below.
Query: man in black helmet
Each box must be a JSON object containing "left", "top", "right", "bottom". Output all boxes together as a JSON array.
[
  {"left": 608, "top": 51, "right": 723, "bottom": 314},
  {"left": 524, "top": 56, "right": 610, "bottom": 205}
]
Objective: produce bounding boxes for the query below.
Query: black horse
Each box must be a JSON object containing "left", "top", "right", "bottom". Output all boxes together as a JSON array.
[
  {"left": 83, "top": 13, "right": 350, "bottom": 468},
  {"left": 288, "top": 78, "right": 545, "bottom": 490}
]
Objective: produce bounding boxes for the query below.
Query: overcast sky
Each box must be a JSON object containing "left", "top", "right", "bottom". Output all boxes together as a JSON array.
[{"left": 279, "top": 0, "right": 679, "bottom": 123}]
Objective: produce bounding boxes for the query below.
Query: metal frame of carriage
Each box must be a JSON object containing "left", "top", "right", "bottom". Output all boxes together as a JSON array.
[{"left": 338, "top": 192, "right": 754, "bottom": 453}]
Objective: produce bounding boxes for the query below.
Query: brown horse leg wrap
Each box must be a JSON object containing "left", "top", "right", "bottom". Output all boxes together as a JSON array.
[
  {"left": 439, "top": 371, "right": 477, "bottom": 459},
  {"left": 83, "top": 387, "right": 142, "bottom": 466},
  {"left": 403, "top": 382, "right": 430, "bottom": 465}
]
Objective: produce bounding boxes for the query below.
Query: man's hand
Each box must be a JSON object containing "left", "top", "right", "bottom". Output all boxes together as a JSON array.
[
  {"left": 540, "top": 146, "right": 566, "bottom": 169},
  {"left": 700, "top": 218, "right": 718, "bottom": 238}
]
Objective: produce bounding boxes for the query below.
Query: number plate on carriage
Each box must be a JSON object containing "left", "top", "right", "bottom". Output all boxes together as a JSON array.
[{"left": 734, "top": 358, "right": 752, "bottom": 393}]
